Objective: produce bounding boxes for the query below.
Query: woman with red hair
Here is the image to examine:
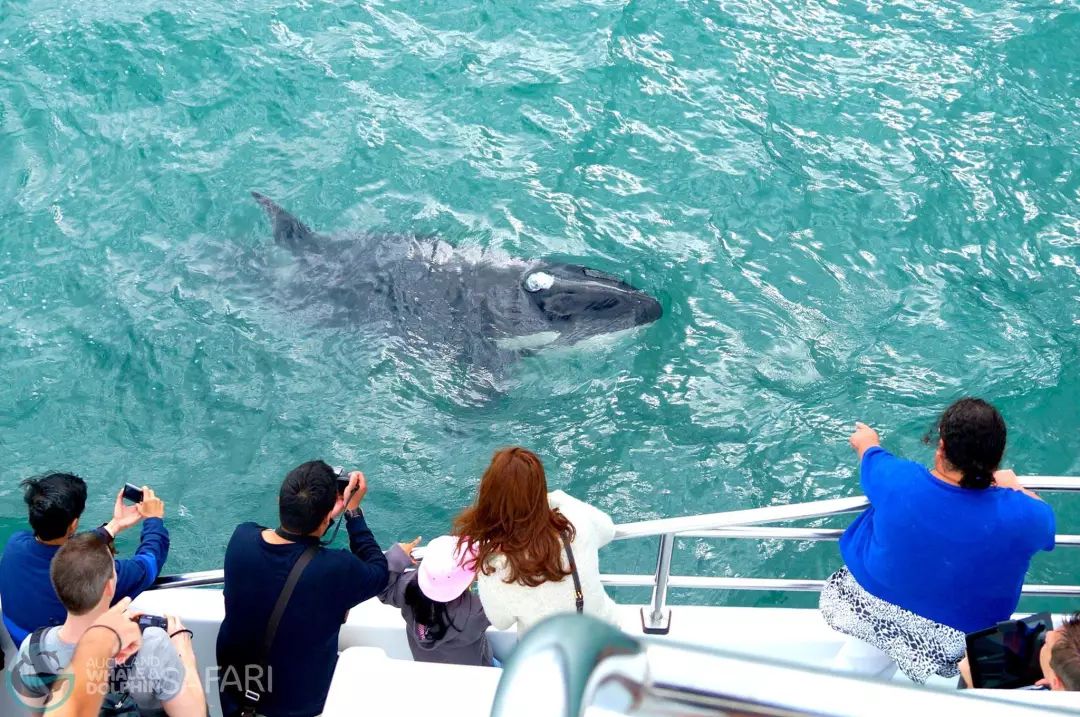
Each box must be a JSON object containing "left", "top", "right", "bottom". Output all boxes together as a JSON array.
[{"left": 454, "top": 447, "right": 619, "bottom": 634}]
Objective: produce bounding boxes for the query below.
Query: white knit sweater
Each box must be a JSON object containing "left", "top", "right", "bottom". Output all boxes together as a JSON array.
[{"left": 476, "top": 490, "right": 618, "bottom": 634}]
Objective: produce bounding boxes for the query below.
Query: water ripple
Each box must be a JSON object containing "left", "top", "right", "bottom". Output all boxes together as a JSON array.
[{"left": 0, "top": 0, "right": 1078, "bottom": 603}]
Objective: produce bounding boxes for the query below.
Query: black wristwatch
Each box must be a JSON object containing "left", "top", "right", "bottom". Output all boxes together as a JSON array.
[
  {"left": 94, "top": 523, "right": 116, "bottom": 544},
  {"left": 344, "top": 508, "right": 363, "bottom": 521}
]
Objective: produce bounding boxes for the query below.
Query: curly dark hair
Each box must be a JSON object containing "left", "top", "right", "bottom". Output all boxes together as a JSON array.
[{"left": 924, "top": 398, "right": 1006, "bottom": 489}]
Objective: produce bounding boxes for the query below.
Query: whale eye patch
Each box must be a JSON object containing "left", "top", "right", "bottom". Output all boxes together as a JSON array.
[{"left": 524, "top": 272, "right": 555, "bottom": 293}]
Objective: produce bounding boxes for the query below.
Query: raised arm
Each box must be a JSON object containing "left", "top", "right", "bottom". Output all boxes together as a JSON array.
[
  {"left": 333, "top": 471, "right": 390, "bottom": 603},
  {"left": 340, "top": 512, "right": 390, "bottom": 603},
  {"left": 993, "top": 469, "right": 1045, "bottom": 503},
  {"left": 114, "top": 488, "right": 170, "bottom": 599},
  {"left": 849, "top": 422, "right": 880, "bottom": 460},
  {"left": 378, "top": 539, "right": 421, "bottom": 609}
]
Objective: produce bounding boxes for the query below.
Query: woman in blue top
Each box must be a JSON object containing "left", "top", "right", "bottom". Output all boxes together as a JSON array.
[{"left": 820, "top": 398, "right": 1056, "bottom": 684}]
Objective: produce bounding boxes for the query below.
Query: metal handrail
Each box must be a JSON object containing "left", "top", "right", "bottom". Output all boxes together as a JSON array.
[
  {"left": 491, "top": 613, "right": 1064, "bottom": 717},
  {"left": 613, "top": 496, "right": 868, "bottom": 540},
  {"left": 613, "top": 476, "right": 1080, "bottom": 541},
  {"left": 146, "top": 475, "right": 1080, "bottom": 635},
  {"left": 600, "top": 574, "right": 1080, "bottom": 597}
]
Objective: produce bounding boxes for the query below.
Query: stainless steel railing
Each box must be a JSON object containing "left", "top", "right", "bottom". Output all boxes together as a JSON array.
[
  {"left": 491, "top": 613, "right": 1066, "bottom": 717},
  {"left": 147, "top": 475, "right": 1080, "bottom": 634},
  {"left": 622, "top": 476, "right": 1080, "bottom": 633}
]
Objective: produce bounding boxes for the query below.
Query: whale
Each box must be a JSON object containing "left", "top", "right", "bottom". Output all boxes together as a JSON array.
[{"left": 253, "top": 192, "right": 662, "bottom": 372}]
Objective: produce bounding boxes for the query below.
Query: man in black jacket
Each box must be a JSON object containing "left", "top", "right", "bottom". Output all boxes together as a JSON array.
[{"left": 215, "top": 461, "right": 389, "bottom": 717}]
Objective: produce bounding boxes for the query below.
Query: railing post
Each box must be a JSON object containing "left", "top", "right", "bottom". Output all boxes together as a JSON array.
[{"left": 641, "top": 532, "right": 674, "bottom": 635}]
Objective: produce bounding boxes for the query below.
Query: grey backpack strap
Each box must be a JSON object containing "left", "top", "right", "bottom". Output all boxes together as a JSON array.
[
  {"left": 17, "top": 628, "right": 58, "bottom": 700},
  {"left": 561, "top": 532, "right": 584, "bottom": 613}
]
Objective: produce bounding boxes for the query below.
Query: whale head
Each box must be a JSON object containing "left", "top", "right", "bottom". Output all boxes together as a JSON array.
[{"left": 508, "top": 262, "right": 662, "bottom": 346}]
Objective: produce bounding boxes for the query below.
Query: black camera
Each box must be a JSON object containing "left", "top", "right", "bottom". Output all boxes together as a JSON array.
[
  {"left": 136, "top": 614, "right": 168, "bottom": 632},
  {"left": 332, "top": 466, "right": 350, "bottom": 494}
]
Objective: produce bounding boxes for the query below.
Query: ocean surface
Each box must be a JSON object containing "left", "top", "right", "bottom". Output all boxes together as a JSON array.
[{"left": 1, "top": 0, "right": 1078, "bottom": 610}]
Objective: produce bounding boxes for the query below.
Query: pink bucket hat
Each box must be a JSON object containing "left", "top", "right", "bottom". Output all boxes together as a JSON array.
[{"left": 418, "top": 535, "right": 478, "bottom": 603}]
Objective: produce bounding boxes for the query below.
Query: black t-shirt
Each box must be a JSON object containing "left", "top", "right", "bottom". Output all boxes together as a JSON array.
[{"left": 216, "top": 515, "right": 389, "bottom": 717}]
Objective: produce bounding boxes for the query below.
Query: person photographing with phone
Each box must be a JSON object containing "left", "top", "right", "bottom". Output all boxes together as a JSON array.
[
  {"left": 0, "top": 473, "right": 171, "bottom": 646},
  {"left": 215, "top": 461, "right": 389, "bottom": 717},
  {"left": 9, "top": 532, "right": 206, "bottom": 716}
]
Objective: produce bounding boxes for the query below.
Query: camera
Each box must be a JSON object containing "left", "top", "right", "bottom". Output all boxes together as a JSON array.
[
  {"left": 136, "top": 614, "right": 168, "bottom": 632},
  {"left": 332, "top": 466, "right": 350, "bottom": 494}
]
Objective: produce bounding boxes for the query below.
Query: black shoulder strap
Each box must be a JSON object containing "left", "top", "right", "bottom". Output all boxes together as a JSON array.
[
  {"left": 241, "top": 544, "right": 319, "bottom": 714},
  {"left": 561, "top": 533, "right": 584, "bottom": 614},
  {"left": 263, "top": 545, "right": 319, "bottom": 658}
]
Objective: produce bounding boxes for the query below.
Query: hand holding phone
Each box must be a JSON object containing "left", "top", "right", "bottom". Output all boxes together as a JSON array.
[{"left": 106, "top": 485, "right": 148, "bottom": 537}]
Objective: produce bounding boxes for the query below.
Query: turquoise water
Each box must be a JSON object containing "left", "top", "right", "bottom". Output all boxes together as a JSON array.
[{"left": 1, "top": 0, "right": 1078, "bottom": 609}]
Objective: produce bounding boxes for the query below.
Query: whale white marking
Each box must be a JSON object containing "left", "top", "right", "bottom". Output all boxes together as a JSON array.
[
  {"left": 524, "top": 272, "right": 555, "bottom": 292},
  {"left": 494, "top": 331, "right": 562, "bottom": 351}
]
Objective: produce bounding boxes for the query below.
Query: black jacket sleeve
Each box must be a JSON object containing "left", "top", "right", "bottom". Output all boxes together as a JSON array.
[{"left": 338, "top": 512, "right": 390, "bottom": 605}]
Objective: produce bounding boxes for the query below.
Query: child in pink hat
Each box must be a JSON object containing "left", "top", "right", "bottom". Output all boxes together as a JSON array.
[{"left": 378, "top": 535, "right": 494, "bottom": 666}]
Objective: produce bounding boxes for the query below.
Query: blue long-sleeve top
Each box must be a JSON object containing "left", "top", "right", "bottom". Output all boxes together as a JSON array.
[
  {"left": 216, "top": 514, "right": 389, "bottom": 717},
  {"left": 0, "top": 518, "right": 170, "bottom": 646},
  {"left": 840, "top": 447, "right": 1055, "bottom": 633}
]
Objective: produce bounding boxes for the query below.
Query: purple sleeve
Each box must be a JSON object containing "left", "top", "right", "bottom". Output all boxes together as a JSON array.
[{"left": 377, "top": 544, "right": 415, "bottom": 609}]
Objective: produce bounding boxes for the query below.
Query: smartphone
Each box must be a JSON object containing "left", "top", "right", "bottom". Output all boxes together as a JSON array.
[
  {"left": 122, "top": 483, "right": 144, "bottom": 504},
  {"left": 136, "top": 614, "right": 168, "bottom": 632},
  {"left": 966, "top": 612, "right": 1051, "bottom": 689}
]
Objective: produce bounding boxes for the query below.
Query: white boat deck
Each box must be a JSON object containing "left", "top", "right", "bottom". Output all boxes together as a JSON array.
[{"left": 4, "top": 590, "right": 1078, "bottom": 716}]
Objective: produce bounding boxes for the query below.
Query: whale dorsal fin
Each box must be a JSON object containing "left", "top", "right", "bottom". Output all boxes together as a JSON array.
[{"left": 252, "top": 192, "right": 318, "bottom": 251}]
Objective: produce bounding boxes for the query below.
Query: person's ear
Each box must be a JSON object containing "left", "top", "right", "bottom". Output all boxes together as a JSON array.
[
  {"left": 105, "top": 576, "right": 117, "bottom": 603},
  {"left": 68, "top": 518, "right": 80, "bottom": 536}
]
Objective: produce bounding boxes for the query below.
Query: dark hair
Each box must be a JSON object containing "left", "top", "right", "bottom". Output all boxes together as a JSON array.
[
  {"left": 1052, "top": 614, "right": 1080, "bottom": 691},
  {"left": 22, "top": 473, "right": 88, "bottom": 540},
  {"left": 50, "top": 532, "right": 115, "bottom": 615},
  {"left": 279, "top": 460, "right": 338, "bottom": 535},
  {"left": 453, "top": 447, "right": 574, "bottom": 587},
  {"left": 404, "top": 579, "right": 459, "bottom": 642},
  {"left": 925, "top": 398, "right": 1006, "bottom": 490}
]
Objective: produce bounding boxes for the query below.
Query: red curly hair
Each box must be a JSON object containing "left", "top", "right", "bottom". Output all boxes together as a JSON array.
[{"left": 453, "top": 447, "right": 575, "bottom": 587}]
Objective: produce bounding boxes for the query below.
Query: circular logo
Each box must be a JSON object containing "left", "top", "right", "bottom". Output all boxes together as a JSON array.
[{"left": 6, "top": 641, "right": 75, "bottom": 713}]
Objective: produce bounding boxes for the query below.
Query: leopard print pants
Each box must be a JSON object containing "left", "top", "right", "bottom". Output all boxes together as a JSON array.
[{"left": 820, "top": 567, "right": 965, "bottom": 684}]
